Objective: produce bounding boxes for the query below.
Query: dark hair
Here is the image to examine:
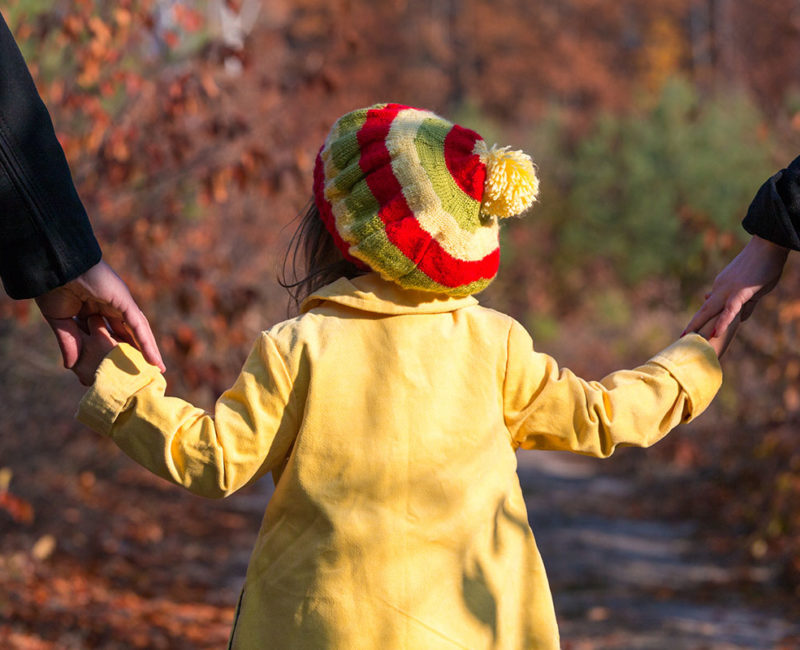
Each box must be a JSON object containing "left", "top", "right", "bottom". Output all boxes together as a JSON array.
[{"left": 279, "top": 200, "right": 365, "bottom": 312}]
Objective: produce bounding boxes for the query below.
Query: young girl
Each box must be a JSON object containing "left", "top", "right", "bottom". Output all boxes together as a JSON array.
[{"left": 75, "top": 103, "right": 727, "bottom": 649}]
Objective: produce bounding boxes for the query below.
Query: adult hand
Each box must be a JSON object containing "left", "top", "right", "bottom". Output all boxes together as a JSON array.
[
  {"left": 685, "top": 235, "right": 789, "bottom": 339},
  {"left": 692, "top": 312, "right": 740, "bottom": 359},
  {"left": 35, "top": 260, "right": 165, "bottom": 372}
]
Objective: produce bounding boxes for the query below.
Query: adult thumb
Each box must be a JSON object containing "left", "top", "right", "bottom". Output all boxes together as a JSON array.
[{"left": 46, "top": 317, "right": 84, "bottom": 368}]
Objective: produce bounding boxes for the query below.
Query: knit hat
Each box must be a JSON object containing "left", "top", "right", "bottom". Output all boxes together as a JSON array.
[{"left": 313, "top": 103, "right": 539, "bottom": 296}]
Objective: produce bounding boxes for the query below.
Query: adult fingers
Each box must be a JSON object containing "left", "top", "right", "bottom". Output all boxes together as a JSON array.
[
  {"left": 45, "top": 317, "right": 84, "bottom": 369},
  {"left": 684, "top": 293, "right": 725, "bottom": 334},
  {"left": 82, "top": 262, "right": 165, "bottom": 370},
  {"left": 712, "top": 284, "right": 761, "bottom": 335},
  {"left": 124, "top": 307, "right": 165, "bottom": 371},
  {"left": 713, "top": 313, "right": 741, "bottom": 359},
  {"left": 712, "top": 300, "right": 744, "bottom": 338},
  {"left": 109, "top": 295, "right": 165, "bottom": 371}
]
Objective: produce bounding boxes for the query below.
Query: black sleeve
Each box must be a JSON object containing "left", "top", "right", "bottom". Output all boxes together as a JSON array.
[
  {"left": 742, "top": 155, "right": 800, "bottom": 251},
  {"left": 0, "top": 11, "right": 101, "bottom": 300}
]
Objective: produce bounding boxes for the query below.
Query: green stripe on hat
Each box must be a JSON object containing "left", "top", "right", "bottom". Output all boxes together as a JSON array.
[
  {"left": 340, "top": 179, "right": 390, "bottom": 243},
  {"left": 354, "top": 227, "right": 419, "bottom": 282},
  {"left": 334, "top": 107, "right": 373, "bottom": 140},
  {"left": 330, "top": 132, "right": 362, "bottom": 172},
  {"left": 413, "top": 118, "right": 482, "bottom": 234},
  {"left": 330, "top": 110, "right": 370, "bottom": 171},
  {"left": 330, "top": 158, "right": 369, "bottom": 201}
]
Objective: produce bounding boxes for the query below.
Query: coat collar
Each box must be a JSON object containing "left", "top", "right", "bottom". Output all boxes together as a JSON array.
[{"left": 301, "top": 273, "right": 479, "bottom": 315}]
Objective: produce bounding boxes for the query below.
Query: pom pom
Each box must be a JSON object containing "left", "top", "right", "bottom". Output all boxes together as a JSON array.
[{"left": 478, "top": 143, "right": 539, "bottom": 219}]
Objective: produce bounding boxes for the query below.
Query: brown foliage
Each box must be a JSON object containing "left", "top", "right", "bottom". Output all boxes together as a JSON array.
[{"left": 3, "top": 0, "right": 800, "bottom": 644}]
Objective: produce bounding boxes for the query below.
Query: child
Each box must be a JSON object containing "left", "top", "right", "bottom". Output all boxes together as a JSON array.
[{"left": 75, "top": 104, "right": 728, "bottom": 649}]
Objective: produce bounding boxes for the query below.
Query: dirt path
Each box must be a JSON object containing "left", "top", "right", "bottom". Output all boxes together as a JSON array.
[{"left": 517, "top": 452, "right": 800, "bottom": 649}]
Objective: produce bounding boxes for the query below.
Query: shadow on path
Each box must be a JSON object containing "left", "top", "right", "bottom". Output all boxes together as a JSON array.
[{"left": 518, "top": 451, "right": 800, "bottom": 650}]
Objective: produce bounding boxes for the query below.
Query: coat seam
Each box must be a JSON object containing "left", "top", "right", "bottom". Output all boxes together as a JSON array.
[
  {"left": 502, "top": 318, "right": 518, "bottom": 449},
  {"left": 0, "top": 112, "right": 70, "bottom": 277},
  {"left": 262, "top": 331, "right": 300, "bottom": 435}
]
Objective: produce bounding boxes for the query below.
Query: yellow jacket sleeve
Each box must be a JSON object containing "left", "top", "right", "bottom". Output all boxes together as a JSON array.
[
  {"left": 77, "top": 334, "right": 298, "bottom": 498},
  {"left": 503, "top": 322, "right": 722, "bottom": 457}
]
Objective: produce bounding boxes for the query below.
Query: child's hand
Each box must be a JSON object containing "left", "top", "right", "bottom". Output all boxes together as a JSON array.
[
  {"left": 692, "top": 313, "right": 740, "bottom": 359},
  {"left": 71, "top": 315, "right": 120, "bottom": 385}
]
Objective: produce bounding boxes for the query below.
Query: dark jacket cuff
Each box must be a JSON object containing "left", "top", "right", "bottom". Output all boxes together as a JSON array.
[{"left": 742, "top": 155, "right": 800, "bottom": 251}]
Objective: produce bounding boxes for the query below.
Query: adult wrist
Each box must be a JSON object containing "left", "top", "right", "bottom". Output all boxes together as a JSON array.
[{"left": 751, "top": 234, "right": 790, "bottom": 259}]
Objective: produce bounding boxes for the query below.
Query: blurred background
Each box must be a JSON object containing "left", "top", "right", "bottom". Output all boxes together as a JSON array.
[{"left": 1, "top": 0, "right": 800, "bottom": 647}]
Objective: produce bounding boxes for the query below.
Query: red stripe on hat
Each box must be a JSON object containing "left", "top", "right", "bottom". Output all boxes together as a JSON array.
[
  {"left": 384, "top": 205, "right": 500, "bottom": 286},
  {"left": 358, "top": 106, "right": 499, "bottom": 287},
  {"left": 444, "top": 125, "right": 485, "bottom": 201}
]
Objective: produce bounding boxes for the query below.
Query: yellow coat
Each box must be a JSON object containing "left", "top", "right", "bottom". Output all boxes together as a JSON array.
[{"left": 78, "top": 273, "right": 722, "bottom": 649}]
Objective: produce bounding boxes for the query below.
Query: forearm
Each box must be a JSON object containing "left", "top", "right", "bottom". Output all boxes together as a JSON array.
[
  {"left": 78, "top": 339, "right": 297, "bottom": 498},
  {"left": 0, "top": 11, "right": 100, "bottom": 299},
  {"left": 506, "top": 333, "right": 722, "bottom": 457}
]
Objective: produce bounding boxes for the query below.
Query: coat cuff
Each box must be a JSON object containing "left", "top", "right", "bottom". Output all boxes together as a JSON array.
[
  {"left": 648, "top": 333, "right": 722, "bottom": 420},
  {"left": 76, "top": 343, "right": 163, "bottom": 436}
]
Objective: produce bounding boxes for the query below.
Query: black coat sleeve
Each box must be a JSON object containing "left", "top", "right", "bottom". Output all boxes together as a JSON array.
[
  {"left": 742, "top": 155, "right": 800, "bottom": 251},
  {"left": 0, "top": 11, "right": 101, "bottom": 299}
]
